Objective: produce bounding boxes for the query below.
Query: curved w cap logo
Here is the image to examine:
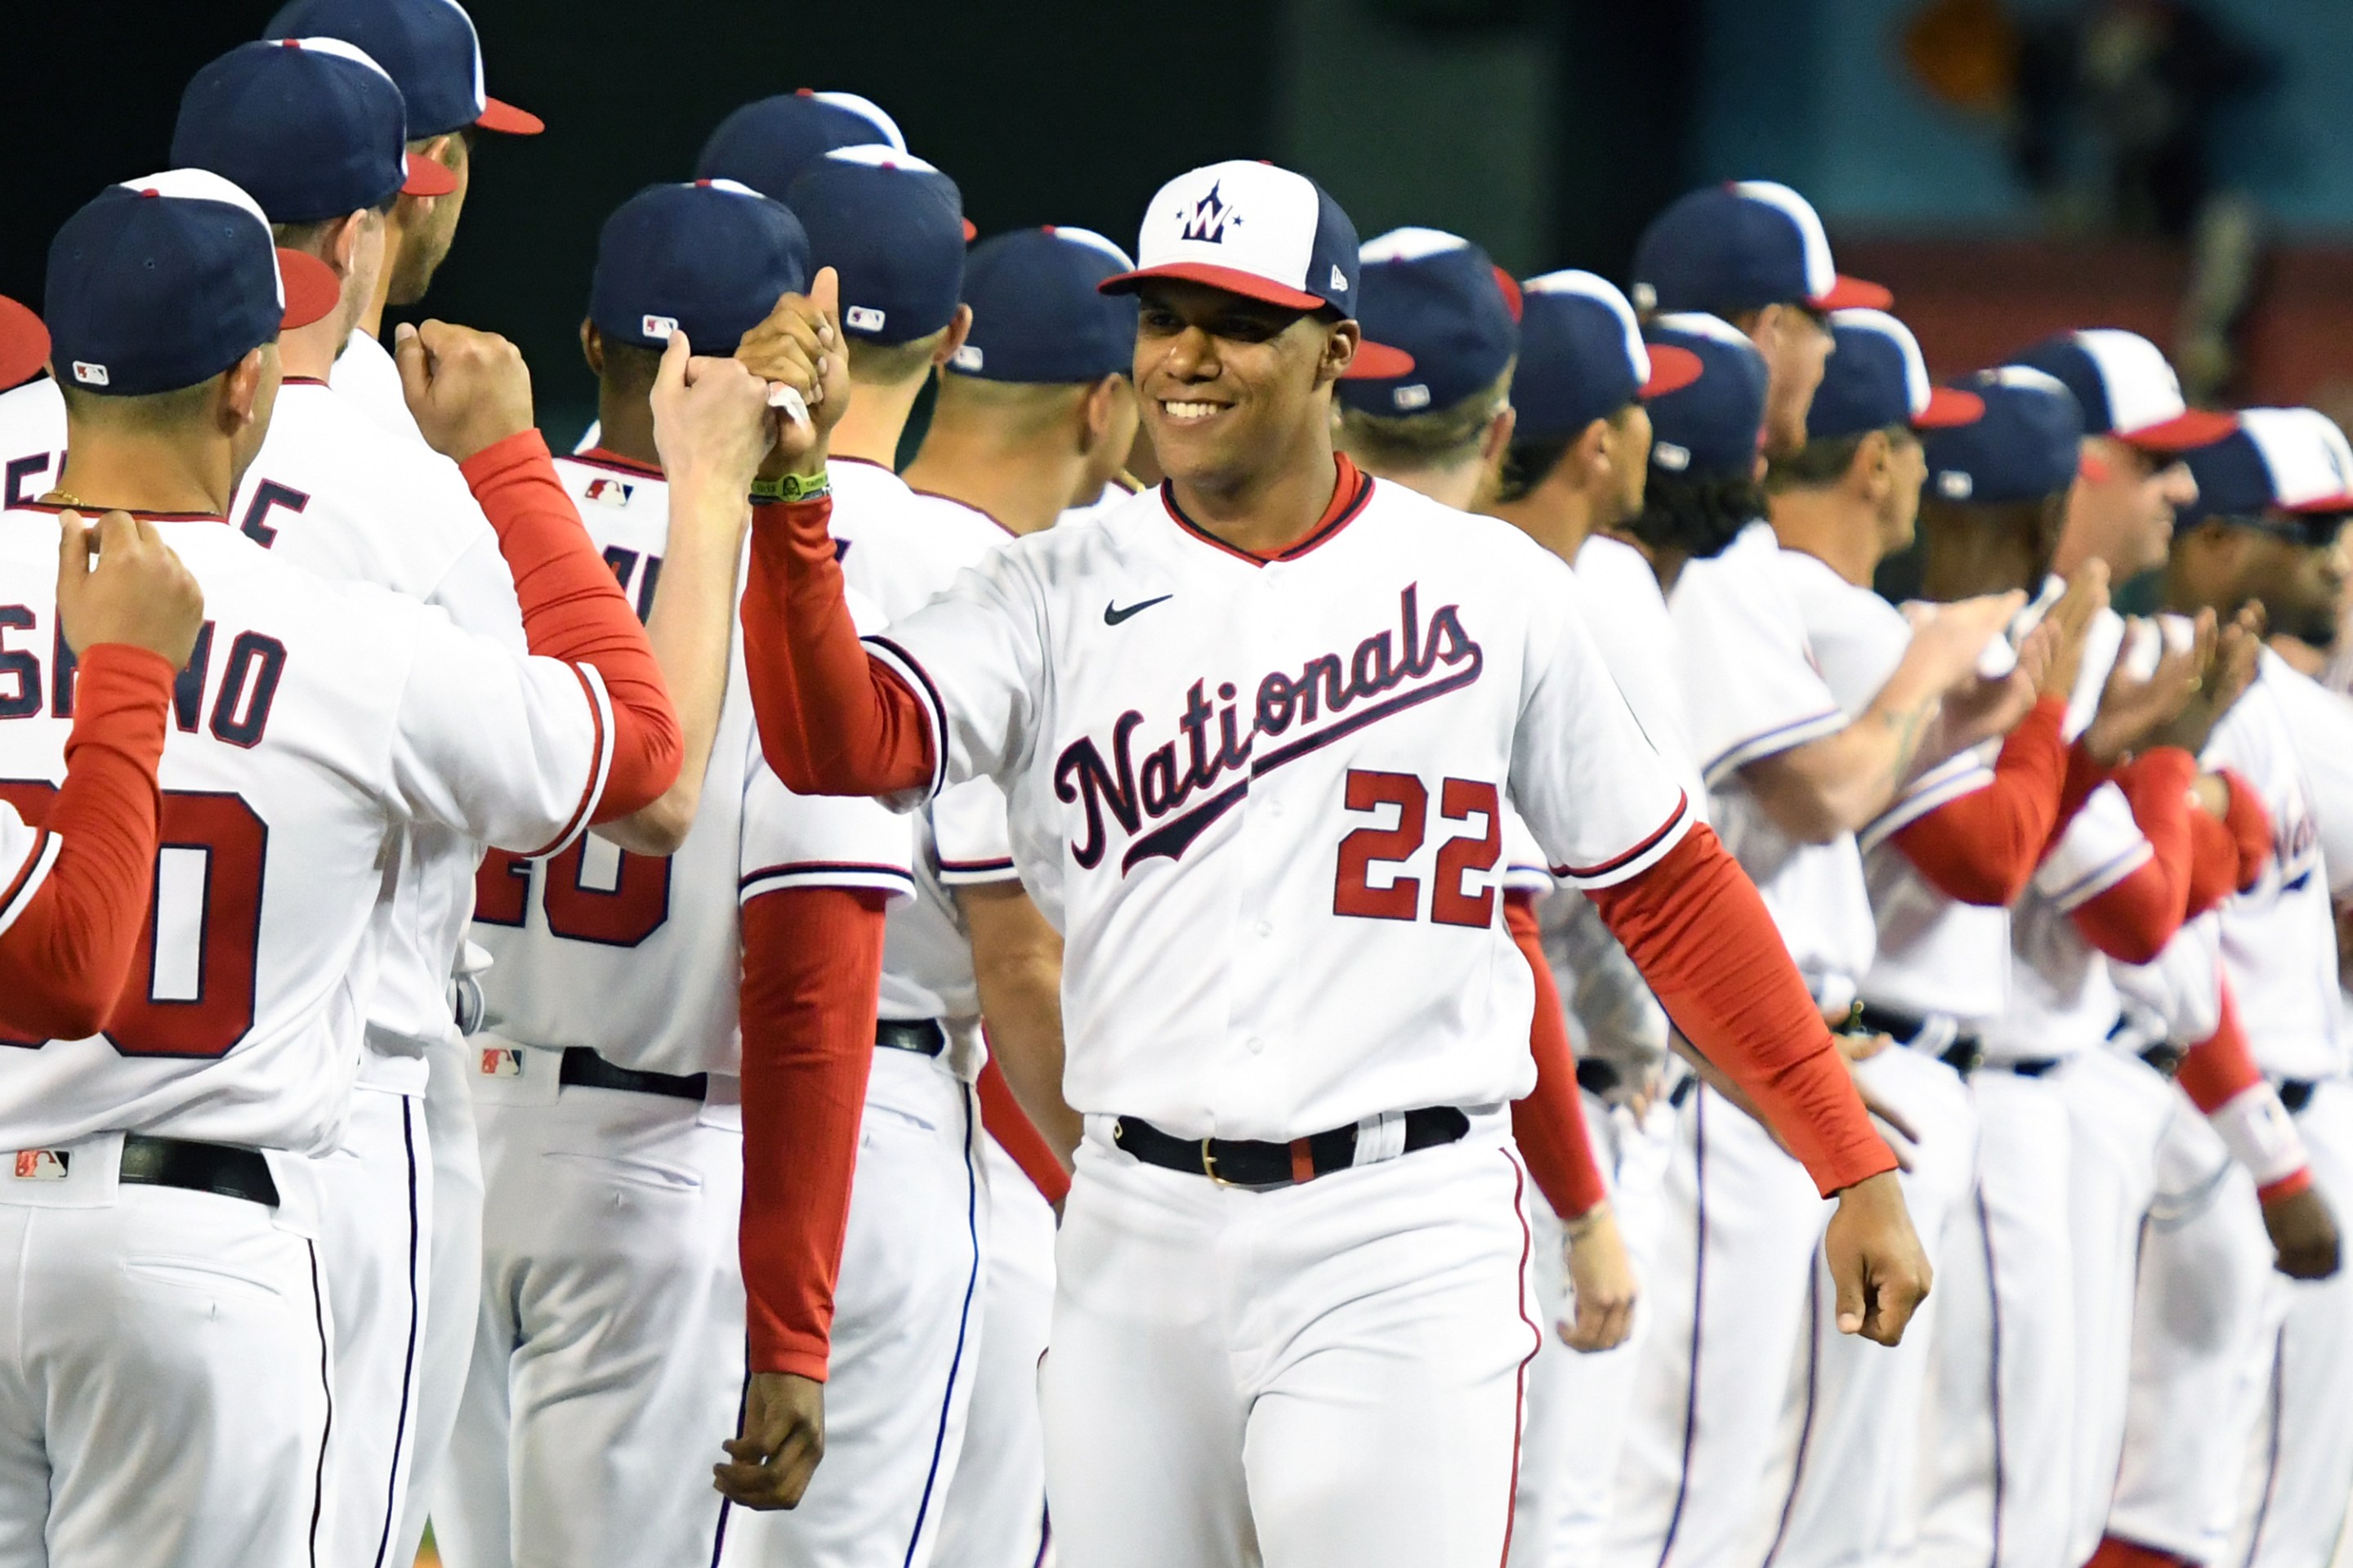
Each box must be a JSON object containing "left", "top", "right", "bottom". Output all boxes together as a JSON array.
[{"left": 1180, "top": 181, "right": 1238, "bottom": 244}]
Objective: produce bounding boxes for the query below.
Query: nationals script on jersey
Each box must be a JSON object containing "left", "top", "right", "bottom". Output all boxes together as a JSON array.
[
  {"left": 470, "top": 454, "right": 912, "bottom": 1079},
  {"left": 0, "top": 507, "right": 614, "bottom": 1157},
  {"left": 859, "top": 463, "right": 1692, "bottom": 1141}
]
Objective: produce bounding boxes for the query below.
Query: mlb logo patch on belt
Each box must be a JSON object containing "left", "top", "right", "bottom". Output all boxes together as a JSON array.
[
  {"left": 479, "top": 1048, "right": 524, "bottom": 1079},
  {"left": 12, "top": 1150, "right": 69, "bottom": 1181}
]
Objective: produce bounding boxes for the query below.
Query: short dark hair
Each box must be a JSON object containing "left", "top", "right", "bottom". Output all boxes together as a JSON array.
[
  {"left": 270, "top": 193, "right": 398, "bottom": 257},
  {"left": 1765, "top": 424, "right": 1913, "bottom": 493},
  {"left": 1493, "top": 401, "right": 1636, "bottom": 506},
  {"left": 1627, "top": 467, "right": 1766, "bottom": 562},
  {"left": 596, "top": 338, "right": 664, "bottom": 398},
  {"left": 1336, "top": 367, "right": 1511, "bottom": 472}
]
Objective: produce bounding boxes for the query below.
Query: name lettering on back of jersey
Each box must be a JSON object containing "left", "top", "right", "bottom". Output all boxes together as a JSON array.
[
  {"left": 1055, "top": 583, "right": 1482, "bottom": 875},
  {"left": 1, "top": 608, "right": 285, "bottom": 748}
]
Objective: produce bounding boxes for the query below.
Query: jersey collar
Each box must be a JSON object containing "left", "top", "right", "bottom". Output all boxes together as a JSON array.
[
  {"left": 571, "top": 446, "right": 663, "bottom": 479},
  {"left": 1160, "top": 454, "right": 1373, "bottom": 567}
]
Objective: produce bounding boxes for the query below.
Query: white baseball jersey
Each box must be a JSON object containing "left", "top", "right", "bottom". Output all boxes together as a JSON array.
[
  {"left": 1670, "top": 522, "right": 1874, "bottom": 1004},
  {"left": 829, "top": 458, "right": 1027, "bottom": 1064},
  {"left": 331, "top": 328, "right": 431, "bottom": 447},
  {"left": 0, "top": 797, "right": 56, "bottom": 939},
  {"left": 470, "top": 454, "right": 913, "bottom": 1079},
  {"left": 1779, "top": 550, "right": 2010, "bottom": 1026},
  {"left": 0, "top": 506, "right": 616, "bottom": 1155},
  {"left": 0, "top": 379, "right": 64, "bottom": 511},
  {"left": 2199, "top": 651, "right": 2351, "bottom": 1080},
  {"left": 1056, "top": 474, "right": 1147, "bottom": 531},
  {"left": 1573, "top": 534, "right": 1707, "bottom": 820},
  {"left": 855, "top": 468, "right": 1691, "bottom": 1141}
]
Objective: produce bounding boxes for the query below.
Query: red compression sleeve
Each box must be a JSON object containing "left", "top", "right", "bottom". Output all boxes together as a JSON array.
[
  {"left": 1891, "top": 698, "right": 2068, "bottom": 906},
  {"left": 741, "top": 497, "right": 934, "bottom": 797},
  {"left": 1587, "top": 825, "right": 1895, "bottom": 1195},
  {"left": 739, "top": 886, "right": 888, "bottom": 1379},
  {"left": 460, "top": 431, "right": 681, "bottom": 821},
  {"left": 977, "top": 1057, "right": 1071, "bottom": 1207},
  {"left": 2052, "top": 743, "right": 2111, "bottom": 851},
  {"left": 0, "top": 646, "right": 174, "bottom": 1040},
  {"left": 1505, "top": 891, "right": 1610, "bottom": 1220},
  {"left": 2069, "top": 748, "right": 2198, "bottom": 965}
]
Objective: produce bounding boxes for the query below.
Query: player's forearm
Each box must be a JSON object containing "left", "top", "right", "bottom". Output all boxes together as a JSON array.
[
  {"left": 961, "top": 881, "right": 1081, "bottom": 1164},
  {"left": 2070, "top": 748, "right": 2198, "bottom": 964},
  {"left": 460, "top": 431, "right": 683, "bottom": 820},
  {"left": 742, "top": 498, "right": 934, "bottom": 797},
  {"left": 1590, "top": 824, "right": 1896, "bottom": 1195},
  {"left": 739, "top": 886, "right": 889, "bottom": 1379},
  {"left": 1891, "top": 697, "right": 2068, "bottom": 906},
  {"left": 2177, "top": 981, "right": 2312, "bottom": 1200},
  {"left": 595, "top": 472, "right": 747, "bottom": 855},
  {"left": 1505, "top": 891, "right": 1610, "bottom": 1220},
  {"left": 1747, "top": 677, "right": 1947, "bottom": 844},
  {"left": 0, "top": 646, "right": 174, "bottom": 1039}
]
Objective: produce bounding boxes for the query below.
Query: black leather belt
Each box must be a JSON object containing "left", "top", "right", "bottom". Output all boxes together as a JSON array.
[
  {"left": 1980, "top": 1057, "right": 2062, "bottom": 1078},
  {"left": 877, "top": 1018, "right": 947, "bottom": 1057},
  {"left": 120, "top": 1133, "right": 280, "bottom": 1207},
  {"left": 1852, "top": 1002, "right": 1985, "bottom": 1075},
  {"left": 2282, "top": 1079, "right": 2319, "bottom": 1115},
  {"left": 1114, "top": 1107, "right": 1470, "bottom": 1190},
  {"left": 560, "top": 1047, "right": 708, "bottom": 1102}
]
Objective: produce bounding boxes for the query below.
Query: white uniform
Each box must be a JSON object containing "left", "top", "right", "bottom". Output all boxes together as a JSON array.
[
  {"left": 721, "top": 457, "right": 1017, "bottom": 1568},
  {"left": 0, "top": 800, "right": 56, "bottom": 935},
  {"left": 1054, "top": 474, "right": 1145, "bottom": 530},
  {"left": 0, "top": 381, "right": 63, "bottom": 511},
  {"left": 431, "top": 453, "right": 913, "bottom": 1568},
  {"left": 333, "top": 329, "right": 430, "bottom": 449},
  {"left": 0, "top": 503, "right": 616, "bottom": 1568},
  {"left": 1605, "top": 521, "right": 1863, "bottom": 1568},
  {"left": 805, "top": 465, "right": 1693, "bottom": 1568}
]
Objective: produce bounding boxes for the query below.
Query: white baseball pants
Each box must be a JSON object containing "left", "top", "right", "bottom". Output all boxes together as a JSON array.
[
  {"left": 1041, "top": 1110, "right": 1538, "bottom": 1568},
  {"left": 393, "top": 1034, "right": 486, "bottom": 1568}
]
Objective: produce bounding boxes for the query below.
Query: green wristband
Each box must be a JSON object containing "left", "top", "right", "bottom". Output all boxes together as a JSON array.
[{"left": 751, "top": 471, "right": 833, "bottom": 503}]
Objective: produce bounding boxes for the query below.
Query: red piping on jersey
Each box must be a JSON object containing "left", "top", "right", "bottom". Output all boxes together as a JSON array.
[
  {"left": 519, "top": 664, "right": 607, "bottom": 859},
  {"left": 570, "top": 447, "right": 663, "bottom": 479},
  {"left": 908, "top": 484, "right": 1017, "bottom": 538},
  {"left": 1554, "top": 792, "right": 1690, "bottom": 882},
  {"left": 1159, "top": 455, "right": 1373, "bottom": 566},
  {"left": 280, "top": 376, "right": 331, "bottom": 387}
]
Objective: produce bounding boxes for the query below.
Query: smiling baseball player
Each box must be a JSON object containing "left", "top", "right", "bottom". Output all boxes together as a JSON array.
[{"left": 722, "top": 157, "right": 1925, "bottom": 1568}]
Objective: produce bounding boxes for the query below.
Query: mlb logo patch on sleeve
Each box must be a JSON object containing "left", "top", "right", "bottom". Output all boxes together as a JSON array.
[{"left": 13, "top": 1150, "right": 69, "bottom": 1181}]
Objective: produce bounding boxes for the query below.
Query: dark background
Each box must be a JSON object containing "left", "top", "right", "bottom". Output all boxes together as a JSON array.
[{"left": 4, "top": 0, "right": 1700, "bottom": 440}]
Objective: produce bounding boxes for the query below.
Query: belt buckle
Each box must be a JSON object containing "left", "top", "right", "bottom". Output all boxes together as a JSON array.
[{"left": 1201, "top": 1138, "right": 1238, "bottom": 1188}]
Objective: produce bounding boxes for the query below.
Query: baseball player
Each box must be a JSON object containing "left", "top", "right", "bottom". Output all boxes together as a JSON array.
[
  {"left": 900, "top": 222, "right": 1146, "bottom": 1568},
  {"left": 423, "top": 179, "right": 914, "bottom": 1568},
  {"left": 1629, "top": 180, "right": 1889, "bottom": 459},
  {"left": 726, "top": 156, "right": 1926, "bottom": 1568},
  {"left": 713, "top": 143, "right": 1030, "bottom": 1568},
  {"left": 901, "top": 226, "right": 1144, "bottom": 538},
  {"left": 0, "top": 167, "right": 683, "bottom": 1568},
  {"left": 0, "top": 303, "right": 208, "bottom": 1039}
]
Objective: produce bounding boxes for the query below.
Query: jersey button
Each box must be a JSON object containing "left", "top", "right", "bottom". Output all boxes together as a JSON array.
[
  {"left": 1255, "top": 919, "right": 1274, "bottom": 939},
  {"left": 1245, "top": 1036, "right": 1264, "bottom": 1055}
]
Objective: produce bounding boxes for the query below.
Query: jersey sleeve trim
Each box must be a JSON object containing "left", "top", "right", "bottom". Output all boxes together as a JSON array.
[
  {"left": 2044, "top": 838, "right": 2155, "bottom": 912},
  {"left": 740, "top": 861, "right": 918, "bottom": 904},
  {"left": 0, "top": 830, "right": 62, "bottom": 940},
  {"left": 1858, "top": 759, "right": 1998, "bottom": 853},
  {"left": 520, "top": 663, "right": 617, "bottom": 860},
  {"left": 1552, "top": 790, "right": 1694, "bottom": 889},
  {"left": 936, "top": 854, "right": 1020, "bottom": 887},
  {"left": 862, "top": 635, "right": 950, "bottom": 801},
  {"left": 1701, "top": 708, "right": 1850, "bottom": 789}
]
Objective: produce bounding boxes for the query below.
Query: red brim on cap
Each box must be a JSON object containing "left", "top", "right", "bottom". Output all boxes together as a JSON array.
[
  {"left": 1913, "top": 386, "right": 1985, "bottom": 429},
  {"left": 2120, "top": 407, "right": 2239, "bottom": 453},
  {"left": 1340, "top": 338, "right": 1416, "bottom": 379},
  {"left": 1806, "top": 273, "right": 1893, "bottom": 312},
  {"left": 1493, "top": 266, "right": 1523, "bottom": 324},
  {"left": 962, "top": 218, "right": 977, "bottom": 243},
  {"left": 401, "top": 151, "right": 459, "bottom": 198},
  {"left": 2285, "top": 492, "right": 2353, "bottom": 515},
  {"left": 277, "top": 249, "right": 344, "bottom": 331},
  {"left": 0, "top": 295, "right": 51, "bottom": 391},
  {"left": 1639, "top": 344, "right": 1704, "bottom": 399},
  {"left": 1099, "top": 261, "right": 1330, "bottom": 313},
  {"left": 475, "top": 97, "right": 544, "bottom": 136}
]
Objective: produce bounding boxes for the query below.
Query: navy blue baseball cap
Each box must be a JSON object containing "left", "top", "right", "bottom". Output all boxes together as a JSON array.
[
  {"left": 1806, "top": 309, "right": 1982, "bottom": 441},
  {"left": 46, "top": 171, "right": 342, "bottom": 397},
  {"left": 589, "top": 181, "right": 809, "bottom": 355},
  {"left": 1641, "top": 313, "right": 1769, "bottom": 480},
  {"left": 949, "top": 226, "right": 1136, "bottom": 384},
  {"left": 0, "top": 298, "right": 48, "bottom": 391},
  {"left": 2177, "top": 408, "right": 2353, "bottom": 528},
  {"left": 787, "top": 147, "right": 970, "bottom": 347},
  {"left": 264, "top": 0, "right": 541, "bottom": 139},
  {"left": 1098, "top": 159, "right": 1413, "bottom": 379},
  {"left": 2007, "top": 330, "right": 2235, "bottom": 452},
  {"left": 697, "top": 90, "right": 904, "bottom": 200},
  {"left": 1335, "top": 228, "right": 1519, "bottom": 416},
  {"left": 172, "top": 38, "right": 457, "bottom": 226},
  {"left": 1631, "top": 181, "right": 1890, "bottom": 318},
  {"left": 1512, "top": 270, "right": 1703, "bottom": 441},
  {"left": 1921, "top": 367, "right": 2085, "bottom": 504}
]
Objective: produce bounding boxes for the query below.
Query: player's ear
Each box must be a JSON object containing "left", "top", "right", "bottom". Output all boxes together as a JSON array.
[
  {"left": 1078, "top": 374, "right": 1120, "bottom": 453},
  {"left": 933, "top": 305, "right": 975, "bottom": 370},
  {"left": 220, "top": 346, "right": 269, "bottom": 436},
  {"left": 580, "top": 319, "right": 604, "bottom": 377},
  {"left": 1318, "top": 319, "right": 1360, "bottom": 389},
  {"left": 1480, "top": 403, "right": 1516, "bottom": 467},
  {"left": 1577, "top": 416, "right": 1614, "bottom": 484},
  {"left": 1854, "top": 429, "right": 1891, "bottom": 499}
]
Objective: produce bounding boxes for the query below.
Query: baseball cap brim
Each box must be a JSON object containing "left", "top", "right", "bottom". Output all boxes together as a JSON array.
[
  {"left": 1915, "top": 386, "right": 1985, "bottom": 429},
  {"left": 475, "top": 96, "right": 544, "bottom": 136},
  {"left": 2282, "top": 491, "right": 2353, "bottom": 516},
  {"left": 1639, "top": 343, "right": 1704, "bottom": 399},
  {"left": 277, "top": 248, "right": 344, "bottom": 330},
  {"left": 1097, "top": 261, "right": 1418, "bottom": 378},
  {"left": 0, "top": 296, "right": 50, "bottom": 391},
  {"left": 962, "top": 217, "right": 977, "bottom": 243},
  {"left": 401, "top": 151, "right": 459, "bottom": 198},
  {"left": 2119, "top": 407, "right": 2239, "bottom": 453},
  {"left": 1807, "top": 273, "right": 1893, "bottom": 312}
]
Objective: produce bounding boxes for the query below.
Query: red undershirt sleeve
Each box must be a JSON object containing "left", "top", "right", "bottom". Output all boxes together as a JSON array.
[
  {"left": 459, "top": 431, "right": 682, "bottom": 821},
  {"left": 738, "top": 885, "right": 889, "bottom": 1380},
  {"left": 1504, "top": 891, "right": 1610, "bottom": 1220},
  {"left": 2217, "top": 769, "right": 2273, "bottom": 891},
  {"left": 0, "top": 646, "right": 176, "bottom": 1041},
  {"left": 2069, "top": 748, "right": 2198, "bottom": 965},
  {"left": 1891, "top": 698, "right": 2068, "bottom": 906},
  {"left": 977, "top": 1057, "right": 1072, "bottom": 1207},
  {"left": 1587, "top": 824, "right": 1895, "bottom": 1195},
  {"left": 741, "top": 497, "right": 935, "bottom": 797}
]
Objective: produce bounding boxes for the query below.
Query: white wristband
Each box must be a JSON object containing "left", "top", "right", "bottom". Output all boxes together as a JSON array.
[{"left": 2209, "top": 1083, "right": 2310, "bottom": 1191}]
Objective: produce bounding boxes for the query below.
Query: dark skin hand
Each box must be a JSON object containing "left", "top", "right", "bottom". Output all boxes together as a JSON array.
[
  {"left": 2263, "top": 1185, "right": 2342, "bottom": 1280},
  {"left": 714, "top": 1370, "right": 826, "bottom": 1510}
]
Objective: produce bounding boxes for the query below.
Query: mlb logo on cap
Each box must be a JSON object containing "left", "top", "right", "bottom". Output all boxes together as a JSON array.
[
  {"left": 1920, "top": 365, "right": 2084, "bottom": 504},
  {"left": 1334, "top": 227, "right": 1518, "bottom": 418},
  {"left": 2180, "top": 407, "right": 2353, "bottom": 527},
  {"left": 1632, "top": 181, "right": 1891, "bottom": 318},
  {"left": 589, "top": 180, "right": 810, "bottom": 355},
  {"left": 2007, "top": 329, "right": 2235, "bottom": 451},
  {"left": 787, "top": 146, "right": 968, "bottom": 347},
  {"left": 1512, "top": 270, "right": 1703, "bottom": 441},
  {"left": 1641, "top": 312, "right": 1770, "bottom": 480},
  {"left": 1806, "top": 309, "right": 1982, "bottom": 440},
  {"left": 955, "top": 226, "right": 1138, "bottom": 385},
  {"left": 696, "top": 88, "right": 905, "bottom": 200},
  {"left": 1099, "top": 159, "right": 1414, "bottom": 379}
]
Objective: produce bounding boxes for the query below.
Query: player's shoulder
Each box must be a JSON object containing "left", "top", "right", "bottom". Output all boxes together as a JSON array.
[
  {"left": 1356, "top": 476, "right": 1568, "bottom": 577},
  {"left": 0, "top": 376, "right": 64, "bottom": 446},
  {"left": 903, "top": 485, "right": 1021, "bottom": 562}
]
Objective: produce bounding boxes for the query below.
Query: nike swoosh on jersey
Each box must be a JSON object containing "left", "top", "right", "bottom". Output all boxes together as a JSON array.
[{"left": 1104, "top": 594, "right": 1172, "bottom": 625}]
